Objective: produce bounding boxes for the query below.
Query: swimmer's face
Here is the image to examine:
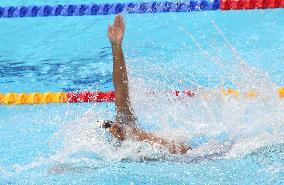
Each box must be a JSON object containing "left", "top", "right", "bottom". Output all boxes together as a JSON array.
[{"left": 108, "top": 122, "right": 125, "bottom": 141}]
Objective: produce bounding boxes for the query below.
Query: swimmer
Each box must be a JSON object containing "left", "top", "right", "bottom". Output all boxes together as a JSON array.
[{"left": 100, "top": 15, "right": 191, "bottom": 154}]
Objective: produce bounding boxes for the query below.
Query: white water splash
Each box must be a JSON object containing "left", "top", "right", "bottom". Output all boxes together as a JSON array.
[
  {"left": 48, "top": 16, "right": 284, "bottom": 164},
  {"left": 4, "top": 13, "right": 284, "bottom": 175}
]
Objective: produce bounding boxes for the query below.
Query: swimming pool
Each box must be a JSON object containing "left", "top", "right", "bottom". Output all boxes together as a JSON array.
[{"left": 1, "top": 0, "right": 284, "bottom": 184}]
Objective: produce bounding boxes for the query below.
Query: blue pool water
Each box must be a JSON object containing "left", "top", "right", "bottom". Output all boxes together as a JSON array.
[{"left": 1, "top": 0, "right": 284, "bottom": 184}]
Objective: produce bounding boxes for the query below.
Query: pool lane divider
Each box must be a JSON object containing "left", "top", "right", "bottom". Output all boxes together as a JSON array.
[
  {"left": 0, "top": 1, "right": 219, "bottom": 18},
  {"left": 0, "top": 91, "right": 193, "bottom": 105},
  {"left": 0, "top": 0, "right": 283, "bottom": 19},
  {"left": 0, "top": 88, "right": 283, "bottom": 105},
  {"left": 0, "top": 91, "right": 115, "bottom": 105}
]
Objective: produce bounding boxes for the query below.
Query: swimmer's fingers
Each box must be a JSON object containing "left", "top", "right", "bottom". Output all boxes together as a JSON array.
[
  {"left": 109, "top": 15, "right": 124, "bottom": 44},
  {"left": 171, "top": 143, "right": 191, "bottom": 154},
  {"left": 120, "top": 16, "right": 125, "bottom": 32},
  {"left": 108, "top": 25, "right": 113, "bottom": 38},
  {"left": 118, "top": 15, "right": 123, "bottom": 28},
  {"left": 114, "top": 15, "right": 120, "bottom": 27}
]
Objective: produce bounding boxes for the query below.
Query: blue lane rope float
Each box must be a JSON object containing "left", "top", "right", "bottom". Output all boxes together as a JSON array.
[{"left": 0, "top": 0, "right": 219, "bottom": 18}]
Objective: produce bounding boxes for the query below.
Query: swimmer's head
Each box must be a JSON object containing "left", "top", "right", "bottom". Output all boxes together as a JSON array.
[
  {"left": 97, "top": 120, "right": 125, "bottom": 141},
  {"left": 97, "top": 120, "right": 113, "bottom": 129}
]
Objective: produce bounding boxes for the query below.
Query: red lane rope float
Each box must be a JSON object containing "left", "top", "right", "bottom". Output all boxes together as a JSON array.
[
  {"left": 221, "top": 0, "right": 284, "bottom": 10},
  {"left": 0, "top": 88, "right": 283, "bottom": 105},
  {"left": 66, "top": 91, "right": 115, "bottom": 103}
]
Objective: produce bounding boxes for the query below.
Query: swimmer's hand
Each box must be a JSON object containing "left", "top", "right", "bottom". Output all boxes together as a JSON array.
[
  {"left": 130, "top": 128, "right": 191, "bottom": 154},
  {"left": 168, "top": 142, "right": 191, "bottom": 155},
  {"left": 108, "top": 15, "right": 125, "bottom": 46}
]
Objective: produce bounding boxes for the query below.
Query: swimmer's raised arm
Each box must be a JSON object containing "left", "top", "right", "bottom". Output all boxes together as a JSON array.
[
  {"left": 108, "top": 15, "right": 135, "bottom": 124},
  {"left": 106, "top": 15, "right": 191, "bottom": 154}
]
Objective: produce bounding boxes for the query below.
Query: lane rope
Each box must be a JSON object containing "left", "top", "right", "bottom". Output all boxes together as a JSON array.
[
  {"left": 0, "top": 1, "right": 219, "bottom": 18},
  {"left": 1, "top": 0, "right": 283, "bottom": 19},
  {"left": 0, "top": 88, "right": 283, "bottom": 105}
]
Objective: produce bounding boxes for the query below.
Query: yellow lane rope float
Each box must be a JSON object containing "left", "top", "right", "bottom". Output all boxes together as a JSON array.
[
  {"left": 0, "top": 88, "right": 283, "bottom": 105},
  {"left": 221, "top": 88, "right": 284, "bottom": 98},
  {"left": 0, "top": 92, "right": 67, "bottom": 105}
]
